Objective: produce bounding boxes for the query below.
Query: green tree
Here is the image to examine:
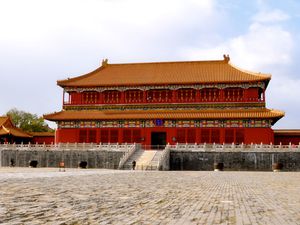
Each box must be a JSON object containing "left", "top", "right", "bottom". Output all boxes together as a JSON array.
[{"left": 5, "top": 108, "right": 53, "bottom": 133}]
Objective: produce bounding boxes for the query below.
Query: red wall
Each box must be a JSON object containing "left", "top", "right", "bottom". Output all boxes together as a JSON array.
[
  {"left": 55, "top": 127, "right": 274, "bottom": 145},
  {"left": 274, "top": 135, "right": 300, "bottom": 145},
  {"left": 32, "top": 136, "right": 55, "bottom": 144}
]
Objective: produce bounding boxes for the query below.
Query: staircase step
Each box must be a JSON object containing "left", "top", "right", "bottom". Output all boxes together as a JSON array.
[{"left": 122, "top": 148, "right": 163, "bottom": 170}]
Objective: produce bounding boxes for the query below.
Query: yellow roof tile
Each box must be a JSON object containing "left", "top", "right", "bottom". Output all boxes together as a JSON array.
[
  {"left": 57, "top": 58, "right": 271, "bottom": 87},
  {"left": 44, "top": 108, "right": 284, "bottom": 123},
  {"left": 0, "top": 126, "right": 32, "bottom": 138},
  {"left": 0, "top": 116, "right": 32, "bottom": 138}
]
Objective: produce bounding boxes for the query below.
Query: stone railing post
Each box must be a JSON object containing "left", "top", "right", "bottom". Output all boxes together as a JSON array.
[
  {"left": 158, "top": 144, "right": 170, "bottom": 171},
  {"left": 270, "top": 142, "right": 273, "bottom": 151}
]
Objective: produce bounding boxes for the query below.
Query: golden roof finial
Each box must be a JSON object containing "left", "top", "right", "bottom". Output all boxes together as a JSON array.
[
  {"left": 102, "top": 58, "right": 108, "bottom": 67},
  {"left": 223, "top": 54, "right": 230, "bottom": 63}
]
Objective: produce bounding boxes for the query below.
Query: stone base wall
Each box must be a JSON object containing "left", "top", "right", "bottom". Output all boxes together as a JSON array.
[
  {"left": 0, "top": 150, "right": 125, "bottom": 169},
  {"left": 170, "top": 151, "right": 300, "bottom": 171}
]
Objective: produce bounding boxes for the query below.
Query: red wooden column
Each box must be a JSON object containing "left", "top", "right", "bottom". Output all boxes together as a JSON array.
[
  {"left": 99, "top": 92, "right": 103, "bottom": 104},
  {"left": 220, "top": 89, "right": 224, "bottom": 102},
  {"left": 172, "top": 90, "right": 177, "bottom": 102},
  {"left": 196, "top": 89, "right": 200, "bottom": 102},
  {"left": 143, "top": 90, "right": 147, "bottom": 103},
  {"left": 62, "top": 90, "right": 65, "bottom": 106},
  {"left": 263, "top": 89, "right": 266, "bottom": 102},
  {"left": 120, "top": 91, "right": 125, "bottom": 104}
]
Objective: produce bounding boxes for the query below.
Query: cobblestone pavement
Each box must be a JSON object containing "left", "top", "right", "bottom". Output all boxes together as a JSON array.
[{"left": 0, "top": 168, "right": 300, "bottom": 225}]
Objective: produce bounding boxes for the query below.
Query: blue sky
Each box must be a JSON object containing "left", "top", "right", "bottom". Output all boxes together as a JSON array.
[{"left": 0, "top": 0, "right": 300, "bottom": 128}]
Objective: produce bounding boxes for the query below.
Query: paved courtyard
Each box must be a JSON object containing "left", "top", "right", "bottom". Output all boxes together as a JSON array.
[{"left": 0, "top": 168, "right": 300, "bottom": 225}]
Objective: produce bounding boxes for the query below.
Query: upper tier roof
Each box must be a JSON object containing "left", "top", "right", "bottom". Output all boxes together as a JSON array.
[{"left": 57, "top": 56, "right": 271, "bottom": 87}]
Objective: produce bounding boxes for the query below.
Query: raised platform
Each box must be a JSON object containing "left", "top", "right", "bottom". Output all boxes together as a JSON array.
[{"left": 1, "top": 143, "right": 300, "bottom": 171}]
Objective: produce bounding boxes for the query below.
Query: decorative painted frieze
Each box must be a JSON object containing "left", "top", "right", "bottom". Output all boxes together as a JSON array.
[{"left": 58, "top": 119, "right": 272, "bottom": 129}]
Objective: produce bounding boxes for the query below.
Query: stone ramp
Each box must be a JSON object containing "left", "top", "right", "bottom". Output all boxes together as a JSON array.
[{"left": 122, "top": 149, "right": 162, "bottom": 170}]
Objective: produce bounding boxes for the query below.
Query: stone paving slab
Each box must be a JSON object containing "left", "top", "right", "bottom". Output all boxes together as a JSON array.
[{"left": 0, "top": 168, "right": 300, "bottom": 224}]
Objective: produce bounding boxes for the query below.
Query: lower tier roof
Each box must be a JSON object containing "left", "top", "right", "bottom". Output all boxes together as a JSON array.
[{"left": 44, "top": 108, "right": 284, "bottom": 125}]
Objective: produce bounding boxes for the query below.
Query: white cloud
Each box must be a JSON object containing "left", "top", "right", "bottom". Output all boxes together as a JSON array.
[
  {"left": 252, "top": 9, "right": 290, "bottom": 23},
  {"left": 182, "top": 22, "right": 293, "bottom": 71},
  {"left": 268, "top": 77, "right": 300, "bottom": 128}
]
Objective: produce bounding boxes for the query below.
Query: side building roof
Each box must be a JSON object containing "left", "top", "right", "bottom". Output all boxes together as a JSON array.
[
  {"left": 57, "top": 56, "right": 271, "bottom": 87},
  {"left": 0, "top": 116, "right": 32, "bottom": 138}
]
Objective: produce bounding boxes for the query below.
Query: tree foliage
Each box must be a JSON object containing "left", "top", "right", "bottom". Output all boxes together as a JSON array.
[{"left": 6, "top": 108, "right": 53, "bottom": 133}]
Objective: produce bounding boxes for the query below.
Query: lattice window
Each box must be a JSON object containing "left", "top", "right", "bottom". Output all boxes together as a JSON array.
[
  {"left": 103, "top": 90, "right": 121, "bottom": 104},
  {"left": 211, "top": 129, "right": 220, "bottom": 143},
  {"left": 82, "top": 92, "right": 99, "bottom": 104},
  {"left": 201, "top": 129, "right": 210, "bottom": 143},
  {"left": 187, "top": 129, "right": 196, "bottom": 143},
  {"left": 89, "top": 130, "right": 97, "bottom": 143},
  {"left": 200, "top": 88, "right": 220, "bottom": 102},
  {"left": 147, "top": 89, "right": 172, "bottom": 103},
  {"left": 177, "top": 129, "right": 186, "bottom": 143},
  {"left": 236, "top": 129, "right": 245, "bottom": 144},
  {"left": 132, "top": 130, "right": 141, "bottom": 143},
  {"left": 123, "top": 129, "right": 132, "bottom": 143},
  {"left": 79, "top": 130, "right": 87, "bottom": 143},
  {"left": 224, "top": 88, "right": 244, "bottom": 102},
  {"left": 178, "top": 89, "right": 196, "bottom": 102},
  {"left": 125, "top": 90, "right": 143, "bottom": 103},
  {"left": 110, "top": 129, "right": 119, "bottom": 143},
  {"left": 225, "top": 129, "right": 234, "bottom": 143},
  {"left": 100, "top": 129, "right": 109, "bottom": 143}
]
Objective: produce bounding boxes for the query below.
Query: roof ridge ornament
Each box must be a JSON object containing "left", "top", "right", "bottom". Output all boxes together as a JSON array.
[
  {"left": 102, "top": 58, "right": 108, "bottom": 67},
  {"left": 223, "top": 54, "right": 230, "bottom": 63}
]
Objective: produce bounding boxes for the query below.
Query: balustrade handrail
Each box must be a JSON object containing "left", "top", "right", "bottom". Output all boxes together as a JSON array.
[
  {"left": 1, "top": 142, "right": 299, "bottom": 152},
  {"left": 0, "top": 143, "right": 134, "bottom": 151},
  {"left": 158, "top": 144, "right": 171, "bottom": 170},
  {"left": 169, "top": 142, "right": 300, "bottom": 152},
  {"left": 118, "top": 143, "right": 138, "bottom": 169}
]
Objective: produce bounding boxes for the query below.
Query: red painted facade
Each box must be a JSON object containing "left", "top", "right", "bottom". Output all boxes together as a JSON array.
[
  {"left": 63, "top": 87, "right": 264, "bottom": 106},
  {"left": 55, "top": 127, "right": 274, "bottom": 145}
]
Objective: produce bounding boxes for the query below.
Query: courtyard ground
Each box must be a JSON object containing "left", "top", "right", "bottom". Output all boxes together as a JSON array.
[{"left": 0, "top": 168, "right": 300, "bottom": 225}]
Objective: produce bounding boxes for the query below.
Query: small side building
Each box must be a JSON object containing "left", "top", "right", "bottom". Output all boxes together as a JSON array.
[
  {"left": 274, "top": 129, "right": 300, "bottom": 145},
  {"left": 0, "top": 116, "right": 32, "bottom": 143},
  {"left": 30, "top": 132, "right": 55, "bottom": 144}
]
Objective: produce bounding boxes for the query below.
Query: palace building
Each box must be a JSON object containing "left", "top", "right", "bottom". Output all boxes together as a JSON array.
[{"left": 44, "top": 55, "right": 285, "bottom": 146}]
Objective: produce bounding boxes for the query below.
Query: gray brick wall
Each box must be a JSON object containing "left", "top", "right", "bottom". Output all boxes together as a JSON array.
[{"left": 170, "top": 151, "right": 300, "bottom": 171}]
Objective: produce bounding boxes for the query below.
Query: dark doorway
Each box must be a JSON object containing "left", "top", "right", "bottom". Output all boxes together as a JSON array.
[{"left": 151, "top": 132, "right": 167, "bottom": 149}]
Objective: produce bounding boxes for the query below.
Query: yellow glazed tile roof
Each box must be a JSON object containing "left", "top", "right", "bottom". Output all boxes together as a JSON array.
[
  {"left": 0, "top": 126, "right": 32, "bottom": 138},
  {"left": 44, "top": 108, "right": 284, "bottom": 122},
  {"left": 29, "top": 132, "right": 55, "bottom": 137},
  {"left": 57, "top": 57, "right": 271, "bottom": 87},
  {"left": 0, "top": 116, "right": 32, "bottom": 138},
  {"left": 273, "top": 129, "right": 300, "bottom": 135},
  {"left": 0, "top": 116, "right": 9, "bottom": 126}
]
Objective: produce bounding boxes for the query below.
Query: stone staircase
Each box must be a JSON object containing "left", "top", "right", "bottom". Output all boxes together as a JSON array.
[{"left": 122, "top": 148, "right": 163, "bottom": 170}]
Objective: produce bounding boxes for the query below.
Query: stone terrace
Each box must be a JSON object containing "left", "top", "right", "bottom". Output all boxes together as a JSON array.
[{"left": 0, "top": 168, "right": 300, "bottom": 225}]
